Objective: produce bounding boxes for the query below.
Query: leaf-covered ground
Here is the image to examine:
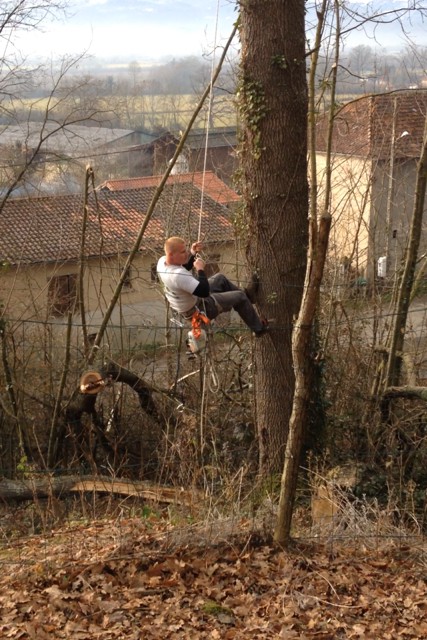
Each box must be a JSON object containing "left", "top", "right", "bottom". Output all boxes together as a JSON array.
[{"left": 1, "top": 516, "right": 427, "bottom": 639}]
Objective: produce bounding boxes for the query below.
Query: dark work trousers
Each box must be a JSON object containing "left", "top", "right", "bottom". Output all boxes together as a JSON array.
[{"left": 196, "top": 273, "right": 264, "bottom": 333}]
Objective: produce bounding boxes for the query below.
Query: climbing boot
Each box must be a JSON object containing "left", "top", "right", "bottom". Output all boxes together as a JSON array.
[
  {"left": 244, "top": 273, "right": 260, "bottom": 304},
  {"left": 254, "top": 317, "right": 270, "bottom": 337}
]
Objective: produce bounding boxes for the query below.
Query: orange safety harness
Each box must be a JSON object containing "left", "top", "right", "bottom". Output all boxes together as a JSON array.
[{"left": 190, "top": 309, "right": 210, "bottom": 339}]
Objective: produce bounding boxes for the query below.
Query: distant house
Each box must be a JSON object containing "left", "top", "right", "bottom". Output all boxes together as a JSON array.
[
  {"left": 0, "top": 174, "right": 241, "bottom": 349},
  {"left": 128, "top": 127, "right": 238, "bottom": 185},
  {"left": 150, "top": 127, "right": 238, "bottom": 184},
  {"left": 316, "top": 90, "right": 427, "bottom": 283},
  {"left": 0, "top": 122, "right": 138, "bottom": 158},
  {"left": 0, "top": 122, "right": 159, "bottom": 196},
  {"left": 0, "top": 121, "right": 239, "bottom": 194}
]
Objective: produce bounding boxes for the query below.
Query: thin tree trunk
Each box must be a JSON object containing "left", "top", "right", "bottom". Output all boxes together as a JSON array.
[
  {"left": 274, "top": 214, "right": 331, "bottom": 545},
  {"left": 0, "top": 322, "right": 26, "bottom": 458},
  {"left": 79, "top": 166, "right": 93, "bottom": 358},
  {"left": 47, "top": 311, "right": 73, "bottom": 467},
  {"left": 274, "top": 0, "right": 337, "bottom": 546}
]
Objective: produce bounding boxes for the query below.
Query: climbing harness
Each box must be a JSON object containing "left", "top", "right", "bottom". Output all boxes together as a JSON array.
[
  {"left": 170, "top": 305, "right": 219, "bottom": 390},
  {"left": 187, "top": 309, "right": 210, "bottom": 354}
]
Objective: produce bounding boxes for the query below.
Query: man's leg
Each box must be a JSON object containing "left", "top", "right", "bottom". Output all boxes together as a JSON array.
[
  {"left": 208, "top": 273, "right": 240, "bottom": 294},
  {"left": 206, "top": 274, "right": 264, "bottom": 333}
]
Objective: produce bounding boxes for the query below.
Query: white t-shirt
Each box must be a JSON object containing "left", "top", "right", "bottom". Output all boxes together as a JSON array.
[{"left": 156, "top": 256, "right": 199, "bottom": 313}]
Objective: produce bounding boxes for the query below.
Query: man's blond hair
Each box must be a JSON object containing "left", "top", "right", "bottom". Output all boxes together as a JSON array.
[{"left": 164, "top": 236, "right": 186, "bottom": 255}]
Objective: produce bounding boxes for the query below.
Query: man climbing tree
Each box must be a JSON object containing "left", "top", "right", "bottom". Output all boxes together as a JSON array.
[
  {"left": 157, "top": 236, "right": 268, "bottom": 335},
  {"left": 238, "top": 0, "right": 309, "bottom": 474}
]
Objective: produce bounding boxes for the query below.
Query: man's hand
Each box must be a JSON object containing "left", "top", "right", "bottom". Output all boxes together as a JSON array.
[
  {"left": 194, "top": 257, "right": 205, "bottom": 271},
  {"left": 191, "top": 241, "right": 204, "bottom": 255}
]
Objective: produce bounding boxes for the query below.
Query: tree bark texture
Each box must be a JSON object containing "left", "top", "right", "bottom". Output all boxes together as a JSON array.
[
  {"left": 274, "top": 1, "right": 334, "bottom": 546},
  {"left": 239, "top": 0, "right": 308, "bottom": 473}
]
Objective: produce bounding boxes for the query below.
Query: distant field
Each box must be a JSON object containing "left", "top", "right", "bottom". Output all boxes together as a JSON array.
[
  {"left": 20, "top": 94, "right": 238, "bottom": 130},
  {"left": 19, "top": 92, "right": 362, "bottom": 130}
]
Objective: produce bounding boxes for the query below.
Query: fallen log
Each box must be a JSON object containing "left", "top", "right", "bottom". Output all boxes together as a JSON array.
[
  {"left": 0, "top": 475, "right": 203, "bottom": 507},
  {"left": 382, "top": 385, "right": 427, "bottom": 402}
]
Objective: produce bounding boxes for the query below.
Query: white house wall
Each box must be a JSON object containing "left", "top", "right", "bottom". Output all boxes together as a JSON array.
[
  {"left": 316, "top": 152, "right": 373, "bottom": 280},
  {"left": 369, "top": 157, "right": 427, "bottom": 282}
]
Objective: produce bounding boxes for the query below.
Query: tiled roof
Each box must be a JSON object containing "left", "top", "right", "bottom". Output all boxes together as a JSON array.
[
  {"left": 161, "top": 127, "right": 238, "bottom": 150},
  {"left": 0, "top": 183, "right": 234, "bottom": 266},
  {"left": 181, "top": 127, "right": 238, "bottom": 150},
  {"left": 316, "top": 91, "right": 427, "bottom": 159},
  {"left": 370, "top": 92, "right": 427, "bottom": 159},
  {"left": 99, "top": 171, "right": 241, "bottom": 205}
]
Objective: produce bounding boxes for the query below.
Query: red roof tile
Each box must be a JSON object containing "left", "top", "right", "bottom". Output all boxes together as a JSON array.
[
  {"left": 316, "top": 91, "right": 427, "bottom": 159},
  {"left": 99, "top": 171, "right": 240, "bottom": 205},
  {"left": 0, "top": 183, "right": 234, "bottom": 266}
]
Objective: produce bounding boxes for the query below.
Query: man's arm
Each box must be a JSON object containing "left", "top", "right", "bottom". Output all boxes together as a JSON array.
[
  {"left": 182, "top": 254, "right": 196, "bottom": 271},
  {"left": 182, "top": 241, "right": 204, "bottom": 271},
  {"left": 192, "top": 256, "right": 209, "bottom": 297},
  {"left": 193, "top": 271, "right": 209, "bottom": 297}
]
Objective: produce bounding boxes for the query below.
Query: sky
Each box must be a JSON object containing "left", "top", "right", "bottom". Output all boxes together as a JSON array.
[
  {"left": 17, "top": 0, "right": 238, "bottom": 62},
  {"left": 14, "top": 0, "right": 427, "bottom": 63}
]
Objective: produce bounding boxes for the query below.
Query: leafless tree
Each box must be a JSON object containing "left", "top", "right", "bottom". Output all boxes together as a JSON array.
[{"left": 274, "top": 0, "right": 427, "bottom": 545}]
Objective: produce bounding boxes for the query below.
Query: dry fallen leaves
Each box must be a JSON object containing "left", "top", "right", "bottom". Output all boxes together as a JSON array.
[{"left": 0, "top": 517, "right": 426, "bottom": 639}]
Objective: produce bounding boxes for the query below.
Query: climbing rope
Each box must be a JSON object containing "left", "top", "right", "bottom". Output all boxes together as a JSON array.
[
  {"left": 197, "top": 318, "right": 220, "bottom": 457},
  {"left": 183, "top": 0, "right": 223, "bottom": 467},
  {"left": 197, "top": 0, "right": 221, "bottom": 243}
]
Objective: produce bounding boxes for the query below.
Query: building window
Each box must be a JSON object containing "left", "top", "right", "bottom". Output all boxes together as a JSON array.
[
  {"left": 204, "top": 254, "right": 220, "bottom": 278},
  {"left": 48, "top": 274, "right": 78, "bottom": 316},
  {"left": 121, "top": 265, "right": 132, "bottom": 289}
]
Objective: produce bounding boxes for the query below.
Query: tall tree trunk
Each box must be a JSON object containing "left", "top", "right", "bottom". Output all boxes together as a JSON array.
[{"left": 238, "top": 0, "right": 308, "bottom": 473}]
